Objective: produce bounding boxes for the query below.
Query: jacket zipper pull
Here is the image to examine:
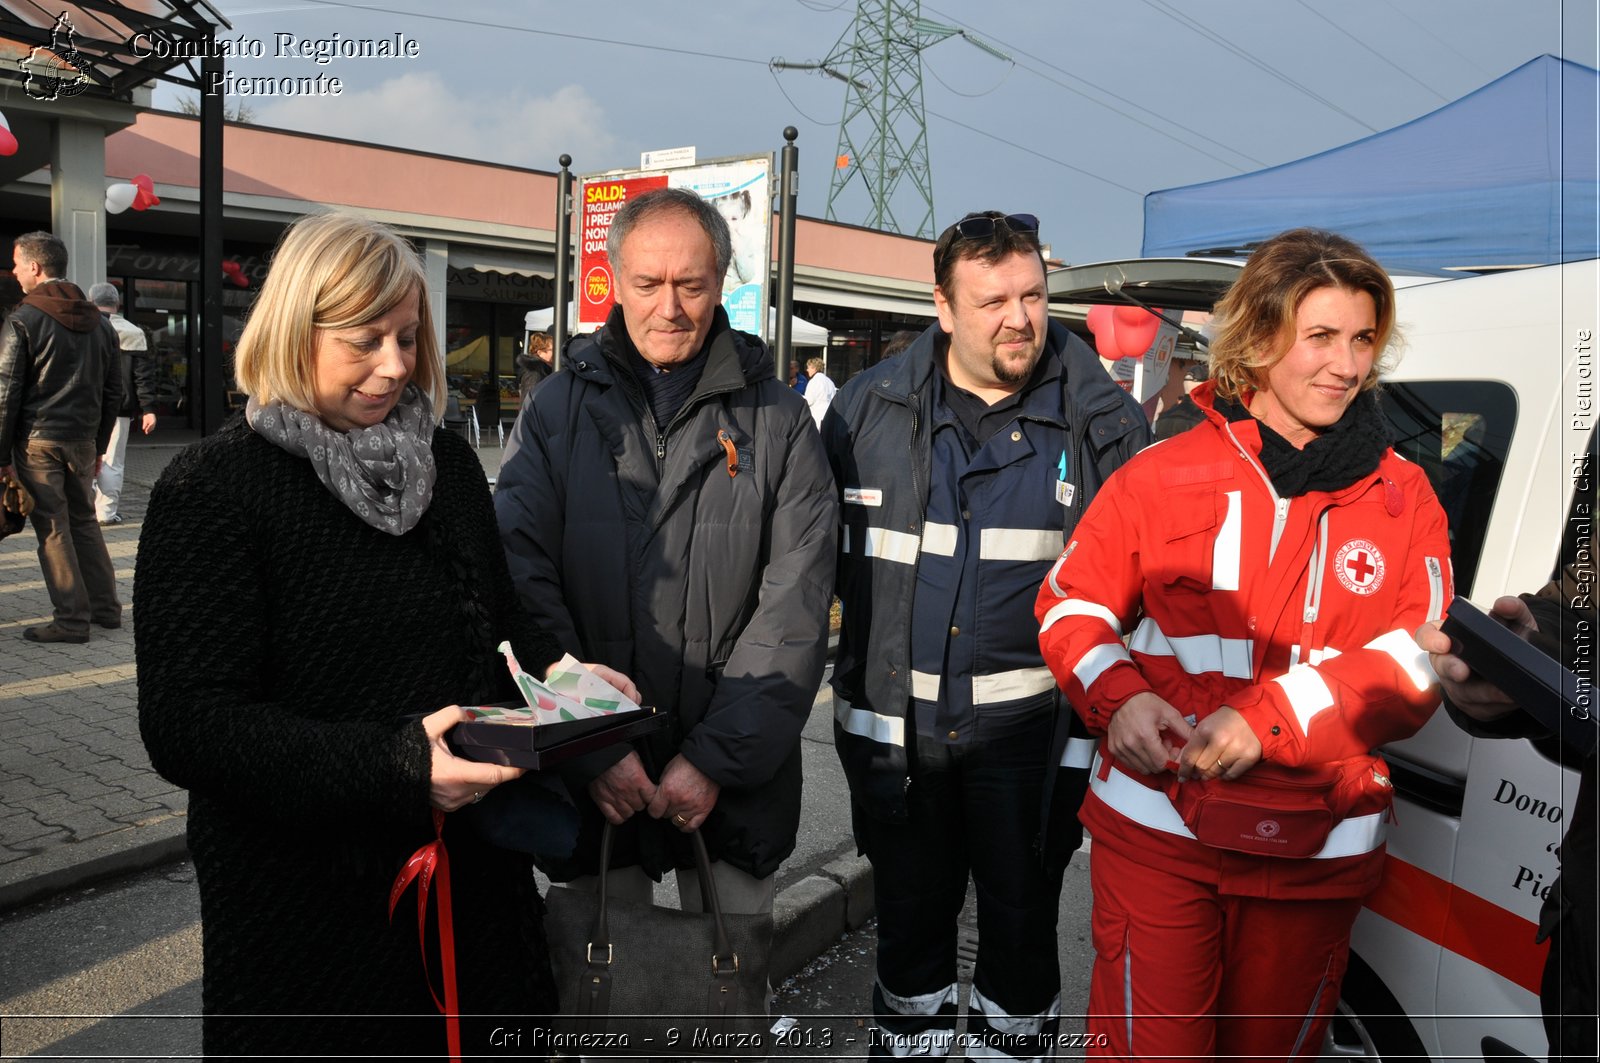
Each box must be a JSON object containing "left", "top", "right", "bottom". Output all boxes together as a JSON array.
[{"left": 655, "top": 433, "right": 666, "bottom": 464}]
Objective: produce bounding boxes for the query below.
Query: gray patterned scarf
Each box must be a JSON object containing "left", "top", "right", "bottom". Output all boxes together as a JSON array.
[{"left": 245, "top": 385, "right": 436, "bottom": 535}]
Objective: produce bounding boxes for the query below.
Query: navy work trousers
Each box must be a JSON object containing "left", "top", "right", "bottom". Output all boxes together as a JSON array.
[{"left": 854, "top": 711, "right": 1065, "bottom": 1062}]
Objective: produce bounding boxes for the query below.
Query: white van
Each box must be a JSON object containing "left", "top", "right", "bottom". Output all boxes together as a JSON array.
[{"left": 1047, "top": 258, "right": 1596, "bottom": 1062}]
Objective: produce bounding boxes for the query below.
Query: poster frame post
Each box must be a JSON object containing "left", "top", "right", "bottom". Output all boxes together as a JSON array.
[
  {"left": 773, "top": 127, "right": 799, "bottom": 384},
  {"left": 552, "top": 154, "right": 574, "bottom": 367}
]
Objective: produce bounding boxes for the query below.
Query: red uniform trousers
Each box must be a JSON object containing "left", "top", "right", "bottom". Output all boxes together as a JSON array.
[{"left": 1086, "top": 839, "right": 1362, "bottom": 1061}]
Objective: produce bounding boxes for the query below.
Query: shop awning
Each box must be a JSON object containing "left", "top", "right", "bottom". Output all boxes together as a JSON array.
[
  {"left": 448, "top": 246, "right": 554, "bottom": 277},
  {"left": 793, "top": 283, "right": 933, "bottom": 318}
]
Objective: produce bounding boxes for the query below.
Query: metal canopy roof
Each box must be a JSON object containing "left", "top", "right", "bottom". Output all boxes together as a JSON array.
[{"left": 0, "top": 0, "right": 230, "bottom": 98}]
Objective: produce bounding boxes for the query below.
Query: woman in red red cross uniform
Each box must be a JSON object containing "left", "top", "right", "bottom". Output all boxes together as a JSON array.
[{"left": 1036, "top": 228, "right": 1452, "bottom": 1060}]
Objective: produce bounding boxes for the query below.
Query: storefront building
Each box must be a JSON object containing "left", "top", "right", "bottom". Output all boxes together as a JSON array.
[{"left": 0, "top": 110, "right": 938, "bottom": 436}]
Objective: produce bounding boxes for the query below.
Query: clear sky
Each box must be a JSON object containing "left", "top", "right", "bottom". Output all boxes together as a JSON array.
[{"left": 151, "top": 0, "right": 1598, "bottom": 264}]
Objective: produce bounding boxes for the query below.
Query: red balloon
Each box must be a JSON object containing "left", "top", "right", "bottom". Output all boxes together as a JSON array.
[
  {"left": 1112, "top": 306, "right": 1161, "bottom": 357},
  {"left": 1086, "top": 305, "right": 1119, "bottom": 358},
  {"left": 130, "top": 173, "right": 160, "bottom": 211}
]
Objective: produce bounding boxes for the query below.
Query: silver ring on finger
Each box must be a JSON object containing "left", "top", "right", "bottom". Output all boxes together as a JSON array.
[{"left": 471, "top": 790, "right": 485, "bottom": 804}]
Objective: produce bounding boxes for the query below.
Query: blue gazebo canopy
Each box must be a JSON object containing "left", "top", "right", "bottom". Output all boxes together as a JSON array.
[{"left": 1142, "top": 55, "right": 1599, "bottom": 271}]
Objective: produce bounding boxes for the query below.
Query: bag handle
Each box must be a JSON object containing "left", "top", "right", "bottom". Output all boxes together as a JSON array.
[{"left": 590, "top": 821, "right": 738, "bottom": 974}]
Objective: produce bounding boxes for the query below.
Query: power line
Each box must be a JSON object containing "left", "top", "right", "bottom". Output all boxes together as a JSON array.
[
  {"left": 1379, "top": 0, "right": 1496, "bottom": 80},
  {"left": 921, "top": 50, "right": 1015, "bottom": 99},
  {"left": 920, "top": 3, "right": 1264, "bottom": 170},
  {"left": 290, "top": 0, "right": 770, "bottom": 67},
  {"left": 1291, "top": 0, "right": 1450, "bottom": 104},
  {"left": 766, "top": 63, "right": 842, "bottom": 126},
  {"left": 925, "top": 106, "right": 1146, "bottom": 197},
  {"left": 1138, "top": 0, "right": 1380, "bottom": 133}
]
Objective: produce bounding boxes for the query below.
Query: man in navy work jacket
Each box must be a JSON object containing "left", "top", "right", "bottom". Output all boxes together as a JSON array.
[
  {"left": 496, "top": 187, "right": 836, "bottom": 917},
  {"left": 822, "top": 211, "right": 1147, "bottom": 1060}
]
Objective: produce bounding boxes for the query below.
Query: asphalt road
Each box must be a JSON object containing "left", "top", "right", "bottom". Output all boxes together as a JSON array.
[{"left": 0, "top": 851, "right": 1097, "bottom": 1061}]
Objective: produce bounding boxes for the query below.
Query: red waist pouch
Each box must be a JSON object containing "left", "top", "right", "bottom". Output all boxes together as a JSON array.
[{"left": 1168, "top": 763, "right": 1340, "bottom": 858}]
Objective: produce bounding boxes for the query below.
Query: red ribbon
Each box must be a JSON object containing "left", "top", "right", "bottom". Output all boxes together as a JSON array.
[{"left": 388, "top": 808, "right": 461, "bottom": 1062}]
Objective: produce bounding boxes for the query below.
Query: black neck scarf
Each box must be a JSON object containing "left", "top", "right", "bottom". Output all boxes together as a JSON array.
[
  {"left": 1215, "top": 389, "right": 1389, "bottom": 498},
  {"left": 616, "top": 321, "right": 713, "bottom": 432}
]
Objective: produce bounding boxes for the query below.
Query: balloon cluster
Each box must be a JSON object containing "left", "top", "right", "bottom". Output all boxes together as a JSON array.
[
  {"left": 0, "top": 111, "right": 16, "bottom": 157},
  {"left": 222, "top": 260, "right": 249, "bottom": 288},
  {"left": 105, "top": 174, "right": 159, "bottom": 214},
  {"left": 1086, "top": 304, "right": 1164, "bottom": 361}
]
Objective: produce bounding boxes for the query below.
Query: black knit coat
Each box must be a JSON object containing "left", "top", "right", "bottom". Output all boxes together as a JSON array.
[{"left": 135, "top": 418, "right": 562, "bottom": 1059}]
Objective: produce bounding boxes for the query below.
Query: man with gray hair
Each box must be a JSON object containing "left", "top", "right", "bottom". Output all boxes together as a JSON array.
[
  {"left": 86, "top": 283, "right": 158, "bottom": 525},
  {"left": 496, "top": 188, "right": 836, "bottom": 918}
]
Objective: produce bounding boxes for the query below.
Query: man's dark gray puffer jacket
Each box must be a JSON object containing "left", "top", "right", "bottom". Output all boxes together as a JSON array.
[{"left": 496, "top": 307, "right": 838, "bottom": 880}]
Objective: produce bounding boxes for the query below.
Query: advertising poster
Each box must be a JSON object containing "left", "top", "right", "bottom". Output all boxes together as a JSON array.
[
  {"left": 577, "top": 173, "right": 669, "bottom": 328},
  {"left": 577, "top": 154, "right": 772, "bottom": 336}
]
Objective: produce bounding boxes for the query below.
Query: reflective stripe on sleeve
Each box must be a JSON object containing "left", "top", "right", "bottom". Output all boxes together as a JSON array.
[
  {"left": 1212, "top": 490, "right": 1242, "bottom": 591},
  {"left": 1272, "top": 665, "right": 1336, "bottom": 734},
  {"left": 1044, "top": 541, "right": 1076, "bottom": 597},
  {"left": 1365, "top": 627, "right": 1438, "bottom": 692},
  {"left": 1073, "top": 642, "right": 1132, "bottom": 692},
  {"left": 979, "top": 527, "right": 1062, "bottom": 562},
  {"left": 972, "top": 666, "right": 1057, "bottom": 705},
  {"left": 834, "top": 694, "right": 905, "bottom": 747},
  {"left": 1129, "top": 619, "right": 1253, "bottom": 679},
  {"left": 1039, "top": 598, "right": 1122, "bottom": 637},
  {"left": 921, "top": 521, "right": 958, "bottom": 557}
]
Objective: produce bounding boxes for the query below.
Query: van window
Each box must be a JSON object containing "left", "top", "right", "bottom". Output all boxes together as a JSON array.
[{"left": 1379, "top": 381, "right": 1517, "bottom": 595}]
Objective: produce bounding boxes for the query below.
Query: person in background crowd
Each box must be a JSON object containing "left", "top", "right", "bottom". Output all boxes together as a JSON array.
[
  {"left": 515, "top": 330, "right": 555, "bottom": 404},
  {"left": 474, "top": 373, "right": 502, "bottom": 442},
  {"left": 825, "top": 210, "right": 1147, "bottom": 1059},
  {"left": 804, "top": 355, "right": 838, "bottom": 430},
  {"left": 0, "top": 232, "right": 122, "bottom": 643},
  {"left": 1415, "top": 545, "right": 1596, "bottom": 1063},
  {"left": 790, "top": 358, "right": 808, "bottom": 394},
  {"left": 135, "top": 212, "right": 634, "bottom": 1058},
  {"left": 880, "top": 329, "right": 921, "bottom": 362},
  {"left": 86, "top": 282, "right": 157, "bottom": 526},
  {"left": 496, "top": 187, "right": 835, "bottom": 936},
  {"left": 1152, "top": 360, "right": 1210, "bottom": 441},
  {"left": 1037, "top": 228, "right": 1453, "bottom": 1059}
]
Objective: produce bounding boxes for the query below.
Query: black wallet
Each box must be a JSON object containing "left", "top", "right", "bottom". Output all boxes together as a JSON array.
[
  {"left": 447, "top": 704, "right": 668, "bottom": 769},
  {"left": 1439, "top": 595, "right": 1595, "bottom": 756}
]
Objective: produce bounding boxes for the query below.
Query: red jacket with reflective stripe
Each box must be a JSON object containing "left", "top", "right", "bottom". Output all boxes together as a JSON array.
[{"left": 1035, "top": 386, "right": 1453, "bottom": 897}]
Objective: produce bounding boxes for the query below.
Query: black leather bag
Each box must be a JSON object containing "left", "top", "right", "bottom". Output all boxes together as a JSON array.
[
  {"left": 545, "top": 824, "right": 771, "bottom": 1058},
  {"left": 0, "top": 474, "right": 31, "bottom": 540}
]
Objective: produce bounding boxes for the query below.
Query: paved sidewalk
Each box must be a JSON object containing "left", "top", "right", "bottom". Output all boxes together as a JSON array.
[
  {"left": 0, "top": 441, "right": 187, "bottom": 913},
  {"left": 0, "top": 435, "right": 869, "bottom": 975}
]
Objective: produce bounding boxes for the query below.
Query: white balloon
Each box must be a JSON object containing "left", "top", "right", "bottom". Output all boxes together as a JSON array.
[{"left": 105, "top": 182, "right": 136, "bottom": 214}]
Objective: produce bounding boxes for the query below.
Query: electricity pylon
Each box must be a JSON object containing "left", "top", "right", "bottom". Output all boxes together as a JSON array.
[{"left": 774, "top": 1, "right": 1009, "bottom": 239}]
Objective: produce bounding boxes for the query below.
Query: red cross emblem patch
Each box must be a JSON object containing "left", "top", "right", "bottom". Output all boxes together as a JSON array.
[{"left": 1334, "top": 539, "right": 1385, "bottom": 596}]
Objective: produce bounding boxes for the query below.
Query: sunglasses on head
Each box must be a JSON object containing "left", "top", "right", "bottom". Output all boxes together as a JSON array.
[{"left": 952, "top": 213, "right": 1039, "bottom": 239}]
